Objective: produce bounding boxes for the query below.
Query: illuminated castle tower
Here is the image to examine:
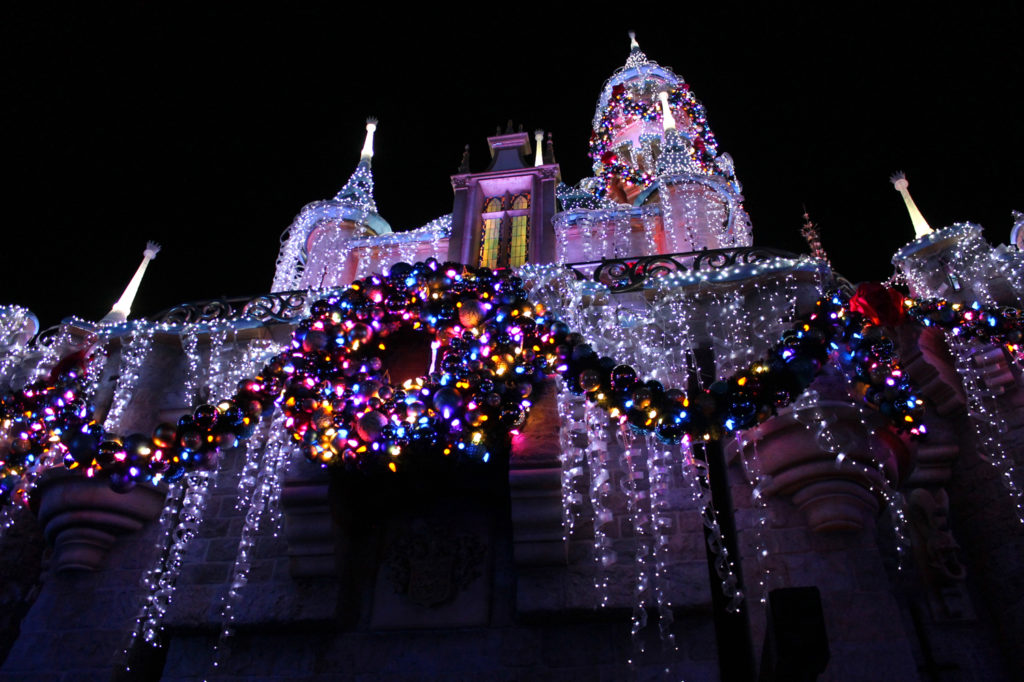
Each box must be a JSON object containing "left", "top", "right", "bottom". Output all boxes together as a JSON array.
[
  {"left": 554, "top": 33, "right": 752, "bottom": 263},
  {"left": 446, "top": 126, "right": 560, "bottom": 268},
  {"left": 272, "top": 120, "right": 451, "bottom": 292}
]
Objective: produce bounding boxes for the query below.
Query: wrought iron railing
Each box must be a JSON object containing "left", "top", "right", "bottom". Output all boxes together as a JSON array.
[
  {"left": 149, "top": 290, "right": 311, "bottom": 325},
  {"left": 142, "top": 248, "right": 807, "bottom": 326},
  {"left": 563, "top": 246, "right": 803, "bottom": 293}
]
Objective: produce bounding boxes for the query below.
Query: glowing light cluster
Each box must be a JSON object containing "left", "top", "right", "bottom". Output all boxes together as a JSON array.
[
  {"left": 589, "top": 81, "right": 728, "bottom": 196},
  {"left": 274, "top": 259, "right": 559, "bottom": 471}
]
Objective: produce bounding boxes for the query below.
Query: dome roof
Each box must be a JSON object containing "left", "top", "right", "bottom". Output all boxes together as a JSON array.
[
  {"left": 587, "top": 34, "right": 736, "bottom": 199},
  {"left": 591, "top": 33, "right": 684, "bottom": 130}
]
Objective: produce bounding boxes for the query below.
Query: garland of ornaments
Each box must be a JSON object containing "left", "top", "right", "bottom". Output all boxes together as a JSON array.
[
  {"left": 6, "top": 265, "right": 1006, "bottom": 508},
  {"left": 589, "top": 82, "right": 728, "bottom": 195}
]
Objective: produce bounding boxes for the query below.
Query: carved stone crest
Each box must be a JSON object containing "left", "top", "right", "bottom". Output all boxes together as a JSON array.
[{"left": 385, "top": 521, "right": 485, "bottom": 608}]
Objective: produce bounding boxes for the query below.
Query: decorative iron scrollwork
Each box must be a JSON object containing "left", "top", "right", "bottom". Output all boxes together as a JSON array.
[
  {"left": 565, "top": 246, "right": 800, "bottom": 293},
  {"left": 150, "top": 290, "right": 313, "bottom": 326}
]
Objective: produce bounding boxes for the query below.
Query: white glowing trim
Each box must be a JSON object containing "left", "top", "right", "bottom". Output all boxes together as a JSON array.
[
  {"left": 105, "top": 242, "right": 161, "bottom": 322},
  {"left": 893, "top": 222, "right": 1001, "bottom": 305},
  {"left": 658, "top": 91, "right": 677, "bottom": 132}
]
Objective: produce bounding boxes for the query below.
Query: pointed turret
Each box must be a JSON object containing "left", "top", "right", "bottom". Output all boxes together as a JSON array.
[
  {"left": 624, "top": 31, "right": 650, "bottom": 69},
  {"left": 271, "top": 119, "right": 392, "bottom": 292},
  {"left": 103, "top": 241, "right": 160, "bottom": 322},
  {"left": 890, "top": 172, "right": 933, "bottom": 238},
  {"left": 332, "top": 118, "right": 383, "bottom": 218}
]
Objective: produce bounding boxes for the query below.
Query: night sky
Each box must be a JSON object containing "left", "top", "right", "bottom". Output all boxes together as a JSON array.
[{"left": 4, "top": 5, "right": 1021, "bottom": 328}]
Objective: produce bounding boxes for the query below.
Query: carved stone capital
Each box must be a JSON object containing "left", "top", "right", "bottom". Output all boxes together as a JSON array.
[
  {"left": 736, "top": 401, "right": 893, "bottom": 533},
  {"left": 897, "top": 325, "right": 966, "bottom": 415},
  {"left": 33, "top": 471, "right": 166, "bottom": 571}
]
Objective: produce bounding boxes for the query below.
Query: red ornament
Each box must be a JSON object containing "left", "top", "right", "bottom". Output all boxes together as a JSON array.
[{"left": 849, "top": 283, "right": 906, "bottom": 327}]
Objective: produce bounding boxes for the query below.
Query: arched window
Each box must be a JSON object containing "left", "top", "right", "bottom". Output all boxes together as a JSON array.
[
  {"left": 509, "top": 214, "right": 529, "bottom": 267},
  {"left": 478, "top": 191, "right": 531, "bottom": 269},
  {"left": 479, "top": 217, "right": 501, "bottom": 269}
]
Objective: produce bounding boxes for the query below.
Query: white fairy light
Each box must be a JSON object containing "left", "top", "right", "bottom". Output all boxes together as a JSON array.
[
  {"left": 946, "top": 333, "right": 1024, "bottom": 522},
  {"left": 215, "top": 413, "right": 291, "bottom": 663},
  {"left": 103, "top": 322, "right": 156, "bottom": 433},
  {"left": 556, "top": 379, "right": 587, "bottom": 539},
  {"left": 0, "top": 305, "right": 38, "bottom": 387},
  {"left": 735, "top": 433, "right": 772, "bottom": 605},
  {"left": 643, "top": 432, "right": 679, "bottom": 649},
  {"left": 126, "top": 468, "right": 214, "bottom": 657},
  {"left": 584, "top": 400, "right": 617, "bottom": 605},
  {"left": 204, "top": 325, "right": 230, "bottom": 403},
  {"left": 179, "top": 323, "right": 203, "bottom": 406},
  {"left": 678, "top": 434, "right": 744, "bottom": 613},
  {"left": 618, "top": 423, "right": 653, "bottom": 647}
]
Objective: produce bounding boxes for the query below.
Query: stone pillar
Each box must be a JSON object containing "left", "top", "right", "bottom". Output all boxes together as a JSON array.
[
  {"left": 730, "top": 394, "right": 921, "bottom": 680},
  {"left": 280, "top": 467, "right": 335, "bottom": 578},
  {"left": 0, "top": 483, "right": 165, "bottom": 681}
]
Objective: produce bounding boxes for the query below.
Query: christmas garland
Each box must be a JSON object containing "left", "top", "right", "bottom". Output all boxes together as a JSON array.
[
  {"left": 588, "top": 82, "right": 726, "bottom": 195},
  {"left": 4, "top": 263, "right": 1020, "bottom": 503}
]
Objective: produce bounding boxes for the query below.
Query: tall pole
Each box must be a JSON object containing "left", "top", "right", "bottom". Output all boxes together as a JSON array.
[{"left": 691, "top": 346, "right": 757, "bottom": 682}]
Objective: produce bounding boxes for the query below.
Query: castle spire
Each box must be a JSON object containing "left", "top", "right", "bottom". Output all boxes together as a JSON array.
[
  {"left": 625, "top": 31, "right": 650, "bottom": 69},
  {"left": 334, "top": 118, "right": 380, "bottom": 213},
  {"left": 534, "top": 130, "right": 545, "bottom": 167},
  {"left": 890, "top": 172, "right": 933, "bottom": 238},
  {"left": 103, "top": 241, "right": 160, "bottom": 322},
  {"left": 360, "top": 117, "right": 377, "bottom": 161}
]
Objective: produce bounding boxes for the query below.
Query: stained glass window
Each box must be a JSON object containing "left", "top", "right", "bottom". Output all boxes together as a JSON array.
[
  {"left": 478, "top": 191, "right": 531, "bottom": 269},
  {"left": 479, "top": 217, "right": 501, "bottom": 269},
  {"left": 509, "top": 214, "right": 529, "bottom": 267}
]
